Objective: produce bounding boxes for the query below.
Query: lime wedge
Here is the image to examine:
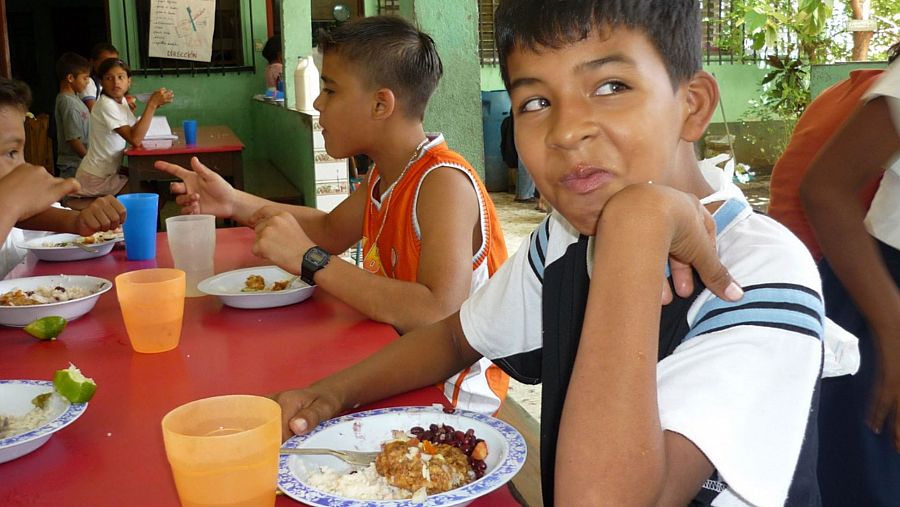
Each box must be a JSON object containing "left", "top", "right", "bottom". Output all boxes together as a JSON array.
[
  {"left": 24, "top": 316, "right": 67, "bottom": 340},
  {"left": 53, "top": 364, "right": 97, "bottom": 403}
]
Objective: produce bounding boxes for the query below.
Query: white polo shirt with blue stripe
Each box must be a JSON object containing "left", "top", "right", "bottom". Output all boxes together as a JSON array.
[{"left": 461, "top": 165, "right": 824, "bottom": 506}]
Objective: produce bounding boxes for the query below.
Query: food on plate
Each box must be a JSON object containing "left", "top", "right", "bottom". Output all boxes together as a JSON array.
[
  {"left": 0, "top": 392, "right": 66, "bottom": 439},
  {"left": 23, "top": 316, "right": 68, "bottom": 340},
  {"left": 242, "top": 274, "right": 292, "bottom": 292},
  {"left": 42, "top": 229, "right": 123, "bottom": 248},
  {"left": 53, "top": 364, "right": 97, "bottom": 403},
  {"left": 302, "top": 423, "right": 488, "bottom": 500},
  {"left": 0, "top": 284, "right": 97, "bottom": 306}
]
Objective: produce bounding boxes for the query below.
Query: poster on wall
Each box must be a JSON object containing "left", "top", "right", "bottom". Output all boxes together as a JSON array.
[{"left": 148, "top": 0, "right": 217, "bottom": 62}]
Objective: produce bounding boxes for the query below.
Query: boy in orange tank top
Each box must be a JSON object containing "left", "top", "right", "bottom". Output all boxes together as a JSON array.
[{"left": 157, "top": 16, "right": 509, "bottom": 414}]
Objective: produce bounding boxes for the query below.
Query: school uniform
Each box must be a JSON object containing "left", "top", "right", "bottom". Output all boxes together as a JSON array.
[
  {"left": 460, "top": 160, "right": 825, "bottom": 506},
  {"left": 817, "top": 60, "right": 900, "bottom": 507},
  {"left": 361, "top": 133, "right": 510, "bottom": 414}
]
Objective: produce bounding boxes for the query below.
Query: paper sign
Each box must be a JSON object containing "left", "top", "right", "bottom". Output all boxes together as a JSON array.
[
  {"left": 848, "top": 19, "right": 877, "bottom": 32},
  {"left": 148, "top": 0, "right": 217, "bottom": 62}
]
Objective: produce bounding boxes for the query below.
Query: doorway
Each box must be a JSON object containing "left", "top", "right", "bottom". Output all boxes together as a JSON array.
[{"left": 5, "top": 0, "right": 108, "bottom": 115}]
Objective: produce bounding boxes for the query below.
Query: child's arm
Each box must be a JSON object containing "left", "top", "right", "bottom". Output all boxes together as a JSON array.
[
  {"left": 66, "top": 138, "right": 87, "bottom": 158},
  {"left": 802, "top": 96, "right": 900, "bottom": 446},
  {"left": 114, "top": 88, "right": 174, "bottom": 146},
  {"left": 555, "top": 184, "right": 738, "bottom": 506},
  {"left": 155, "top": 157, "right": 292, "bottom": 223},
  {"left": 272, "top": 311, "right": 481, "bottom": 440},
  {"left": 252, "top": 167, "right": 486, "bottom": 333},
  {"left": 18, "top": 195, "right": 127, "bottom": 236},
  {"left": 1, "top": 164, "right": 80, "bottom": 238}
]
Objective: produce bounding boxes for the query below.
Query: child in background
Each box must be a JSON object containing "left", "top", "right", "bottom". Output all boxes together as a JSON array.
[
  {"left": 54, "top": 52, "right": 92, "bottom": 179},
  {"left": 76, "top": 58, "right": 173, "bottom": 196},
  {"left": 158, "top": 16, "right": 510, "bottom": 415},
  {"left": 269, "top": 2, "right": 826, "bottom": 505},
  {"left": 0, "top": 78, "right": 126, "bottom": 277},
  {"left": 262, "top": 35, "right": 284, "bottom": 92},
  {"left": 768, "top": 52, "right": 893, "bottom": 260},
  {"left": 802, "top": 45, "right": 900, "bottom": 507},
  {"left": 80, "top": 43, "right": 119, "bottom": 112}
]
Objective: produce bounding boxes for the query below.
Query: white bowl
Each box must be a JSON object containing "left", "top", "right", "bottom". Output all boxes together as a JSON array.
[
  {"left": 278, "top": 406, "right": 527, "bottom": 507},
  {"left": 197, "top": 266, "right": 315, "bottom": 309},
  {"left": 0, "top": 380, "right": 88, "bottom": 464},
  {"left": 19, "top": 233, "right": 117, "bottom": 262},
  {"left": 0, "top": 275, "right": 113, "bottom": 327}
]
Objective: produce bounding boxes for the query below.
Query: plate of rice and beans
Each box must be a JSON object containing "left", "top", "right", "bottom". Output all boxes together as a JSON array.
[{"left": 278, "top": 406, "right": 526, "bottom": 507}]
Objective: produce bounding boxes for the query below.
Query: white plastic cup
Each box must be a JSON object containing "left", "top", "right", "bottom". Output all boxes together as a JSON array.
[{"left": 165, "top": 215, "right": 216, "bottom": 297}]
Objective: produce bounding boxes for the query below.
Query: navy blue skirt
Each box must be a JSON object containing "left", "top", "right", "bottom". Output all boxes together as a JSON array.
[{"left": 818, "top": 237, "right": 900, "bottom": 507}]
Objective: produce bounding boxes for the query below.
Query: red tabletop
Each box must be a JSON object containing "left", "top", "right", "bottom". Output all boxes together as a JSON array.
[
  {"left": 0, "top": 228, "right": 520, "bottom": 506},
  {"left": 125, "top": 125, "right": 244, "bottom": 156}
]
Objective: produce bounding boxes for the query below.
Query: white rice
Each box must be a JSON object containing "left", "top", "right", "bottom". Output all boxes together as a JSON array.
[
  {"left": 0, "top": 393, "right": 65, "bottom": 439},
  {"left": 304, "top": 463, "right": 427, "bottom": 501},
  {"left": 0, "top": 285, "right": 93, "bottom": 306}
]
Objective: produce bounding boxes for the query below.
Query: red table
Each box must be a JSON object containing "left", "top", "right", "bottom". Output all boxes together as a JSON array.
[
  {"left": 125, "top": 125, "right": 244, "bottom": 194},
  {"left": 0, "top": 228, "right": 520, "bottom": 506}
]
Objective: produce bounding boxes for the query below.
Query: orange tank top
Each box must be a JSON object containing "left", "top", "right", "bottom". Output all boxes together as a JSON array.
[
  {"left": 360, "top": 135, "right": 508, "bottom": 283},
  {"left": 769, "top": 69, "right": 884, "bottom": 260}
]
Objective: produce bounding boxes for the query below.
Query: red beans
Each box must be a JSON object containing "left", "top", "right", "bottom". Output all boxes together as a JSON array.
[{"left": 411, "top": 423, "right": 488, "bottom": 479}]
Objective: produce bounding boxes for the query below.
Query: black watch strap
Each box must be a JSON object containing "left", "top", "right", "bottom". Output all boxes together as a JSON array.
[{"left": 300, "top": 246, "right": 330, "bottom": 285}]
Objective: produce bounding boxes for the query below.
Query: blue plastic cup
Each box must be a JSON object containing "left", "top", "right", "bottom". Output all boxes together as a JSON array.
[
  {"left": 183, "top": 119, "right": 198, "bottom": 145},
  {"left": 118, "top": 193, "right": 159, "bottom": 260}
]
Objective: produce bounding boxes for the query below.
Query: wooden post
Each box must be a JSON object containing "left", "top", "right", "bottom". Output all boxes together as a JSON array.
[{"left": 0, "top": 0, "right": 10, "bottom": 78}]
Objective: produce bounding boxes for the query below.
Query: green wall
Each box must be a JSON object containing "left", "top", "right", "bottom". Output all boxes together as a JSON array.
[
  {"left": 250, "top": 99, "right": 315, "bottom": 201},
  {"left": 704, "top": 62, "right": 769, "bottom": 122},
  {"left": 481, "top": 65, "right": 505, "bottom": 92},
  {"left": 811, "top": 61, "right": 887, "bottom": 98},
  {"left": 281, "top": 0, "right": 313, "bottom": 110},
  {"left": 411, "top": 0, "right": 485, "bottom": 177},
  {"left": 108, "top": 0, "right": 269, "bottom": 162}
]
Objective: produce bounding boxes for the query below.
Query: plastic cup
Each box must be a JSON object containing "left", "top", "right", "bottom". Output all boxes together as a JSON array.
[
  {"left": 183, "top": 120, "right": 198, "bottom": 145},
  {"left": 166, "top": 215, "right": 216, "bottom": 297},
  {"left": 115, "top": 268, "right": 185, "bottom": 353},
  {"left": 162, "top": 395, "right": 281, "bottom": 507},
  {"left": 118, "top": 193, "right": 159, "bottom": 261}
]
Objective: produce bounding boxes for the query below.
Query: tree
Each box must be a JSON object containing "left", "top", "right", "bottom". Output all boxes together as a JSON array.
[
  {"left": 850, "top": 0, "right": 875, "bottom": 60},
  {"left": 738, "top": 0, "right": 835, "bottom": 64}
]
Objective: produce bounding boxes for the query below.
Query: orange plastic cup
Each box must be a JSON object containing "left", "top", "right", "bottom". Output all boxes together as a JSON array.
[
  {"left": 115, "top": 268, "right": 186, "bottom": 353},
  {"left": 161, "top": 395, "right": 282, "bottom": 507}
]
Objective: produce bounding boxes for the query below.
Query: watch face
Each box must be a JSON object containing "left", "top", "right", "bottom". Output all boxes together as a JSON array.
[{"left": 306, "top": 247, "right": 328, "bottom": 265}]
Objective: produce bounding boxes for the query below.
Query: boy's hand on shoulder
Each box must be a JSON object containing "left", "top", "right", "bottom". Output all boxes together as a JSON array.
[
  {"left": 270, "top": 387, "right": 342, "bottom": 442},
  {"left": 251, "top": 208, "right": 310, "bottom": 274},
  {"left": 1, "top": 164, "right": 80, "bottom": 222},
  {"left": 156, "top": 157, "right": 235, "bottom": 217},
  {"left": 602, "top": 184, "right": 742, "bottom": 304},
  {"left": 74, "top": 195, "right": 127, "bottom": 236}
]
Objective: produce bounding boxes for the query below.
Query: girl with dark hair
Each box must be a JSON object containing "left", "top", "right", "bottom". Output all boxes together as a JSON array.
[{"left": 75, "top": 58, "right": 173, "bottom": 196}]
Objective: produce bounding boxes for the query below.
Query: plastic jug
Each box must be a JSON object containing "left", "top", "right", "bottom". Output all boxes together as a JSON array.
[{"left": 294, "top": 55, "right": 320, "bottom": 111}]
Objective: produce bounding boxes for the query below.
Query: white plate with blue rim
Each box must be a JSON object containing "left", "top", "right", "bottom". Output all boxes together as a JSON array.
[
  {"left": 278, "top": 405, "right": 527, "bottom": 507},
  {"left": 197, "top": 266, "right": 315, "bottom": 309},
  {"left": 0, "top": 380, "right": 89, "bottom": 463}
]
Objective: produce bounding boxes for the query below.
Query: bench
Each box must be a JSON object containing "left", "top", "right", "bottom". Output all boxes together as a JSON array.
[
  {"left": 496, "top": 396, "right": 543, "bottom": 507},
  {"left": 244, "top": 160, "right": 303, "bottom": 205}
]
